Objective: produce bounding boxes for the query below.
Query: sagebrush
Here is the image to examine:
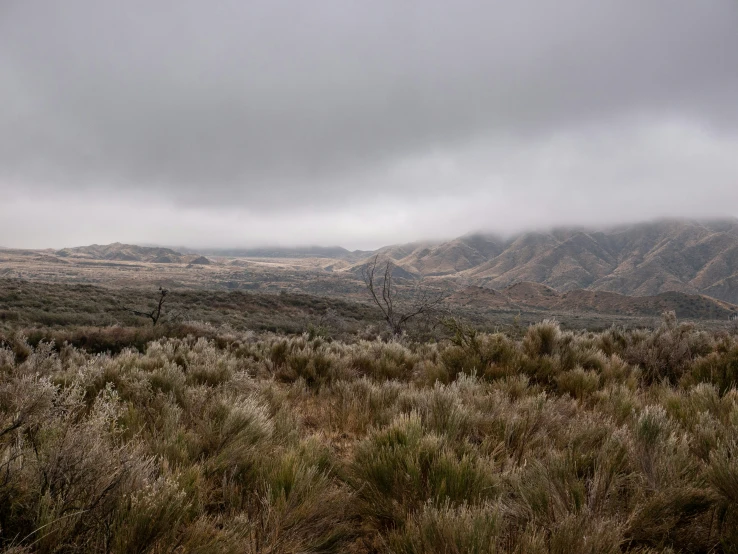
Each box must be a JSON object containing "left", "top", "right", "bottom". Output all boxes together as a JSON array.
[{"left": 2, "top": 314, "right": 738, "bottom": 552}]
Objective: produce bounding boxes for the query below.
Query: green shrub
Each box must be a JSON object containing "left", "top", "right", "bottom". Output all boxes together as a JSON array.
[
  {"left": 523, "top": 320, "right": 562, "bottom": 358},
  {"left": 349, "top": 412, "right": 497, "bottom": 528},
  {"left": 707, "top": 439, "right": 738, "bottom": 549},
  {"left": 686, "top": 342, "right": 738, "bottom": 394},
  {"left": 441, "top": 322, "right": 521, "bottom": 383},
  {"left": 556, "top": 367, "right": 601, "bottom": 399},
  {"left": 388, "top": 501, "right": 502, "bottom": 554}
]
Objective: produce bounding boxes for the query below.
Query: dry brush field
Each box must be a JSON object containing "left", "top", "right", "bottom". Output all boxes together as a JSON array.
[{"left": 2, "top": 313, "right": 738, "bottom": 553}]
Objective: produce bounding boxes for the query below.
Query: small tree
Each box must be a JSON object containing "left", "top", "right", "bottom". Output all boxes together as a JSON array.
[
  {"left": 361, "top": 255, "right": 447, "bottom": 336},
  {"left": 129, "top": 287, "right": 168, "bottom": 326}
]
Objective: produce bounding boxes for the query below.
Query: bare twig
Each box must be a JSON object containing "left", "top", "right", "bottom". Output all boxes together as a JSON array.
[{"left": 129, "top": 287, "right": 168, "bottom": 326}]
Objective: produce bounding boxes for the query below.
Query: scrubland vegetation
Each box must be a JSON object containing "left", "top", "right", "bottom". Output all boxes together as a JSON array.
[{"left": 2, "top": 313, "right": 738, "bottom": 552}]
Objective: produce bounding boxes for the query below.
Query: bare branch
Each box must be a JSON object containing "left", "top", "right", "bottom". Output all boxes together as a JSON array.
[
  {"left": 128, "top": 287, "right": 168, "bottom": 326},
  {"left": 362, "top": 256, "right": 391, "bottom": 324},
  {"left": 362, "top": 256, "right": 449, "bottom": 336}
]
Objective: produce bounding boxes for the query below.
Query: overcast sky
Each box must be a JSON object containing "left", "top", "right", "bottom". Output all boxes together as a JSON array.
[{"left": 1, "top": 0, "right": 737, "bottom": 249}]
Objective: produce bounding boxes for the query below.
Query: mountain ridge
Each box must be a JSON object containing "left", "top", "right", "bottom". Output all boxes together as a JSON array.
[
  {"left": 48, "top": 218, "right": 738, "bottom": 305},
  {"left": 348, "top": 218, "right": 738, "bottom": 304}
]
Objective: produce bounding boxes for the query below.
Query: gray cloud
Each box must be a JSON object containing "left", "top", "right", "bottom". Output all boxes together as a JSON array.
[{"left": 1, "top": 0, "right": 737, "bottom": 246}]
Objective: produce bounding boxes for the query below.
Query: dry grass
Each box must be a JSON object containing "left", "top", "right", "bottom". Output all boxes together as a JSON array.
[{"left": 2, "top": 313, "right": 738, "bottom": 552}]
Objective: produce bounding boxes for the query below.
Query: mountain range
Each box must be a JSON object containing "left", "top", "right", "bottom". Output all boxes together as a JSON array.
[
  {"left": 42, "top": 218, "right": 738, "bottom": 309},
  {"left": 353, "top": 218, "right": 738, "bottom": 305}
]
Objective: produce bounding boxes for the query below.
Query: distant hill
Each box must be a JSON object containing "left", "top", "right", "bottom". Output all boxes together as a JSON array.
[
  {"left": 35, "top": 218, "right": 738, "bottom": 310},
  {"left": 449, "top": 282, "right": 738, "bottom": 320},
  {"left": 187, "top": 246, "right": 371, "bottom": 262},
  {"left": 55, "top": 243, "right": 210, "bottom": 265},
  {"left": 369, "top": 235, "right": 502, "bottom": 275},
  {"left": 350, "top": 219, "right": 738, "bottom": 304}
]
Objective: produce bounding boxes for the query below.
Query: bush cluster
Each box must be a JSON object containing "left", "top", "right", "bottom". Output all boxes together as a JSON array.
[{"left": 2, "top": 313, "right": 738, "bottom": 552}]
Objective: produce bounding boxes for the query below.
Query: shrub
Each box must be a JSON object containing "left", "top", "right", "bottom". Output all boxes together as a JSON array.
[
  {"left": 624, "top": 312, "right": 713, "bottom": 384},
  {"left": 686, "top": 341, "right": 738, "bottom": 394},
  {"left": 348, "top": 412, "right": 498, "bottom": 528},
  {"left": 3, "top": 319, "right": 738, "bottom": 551},
  {"left": 441, "top": 323, "right": 520, "bottom": 383},
  {"left": 388, "top": 501, "right": 502, "bottom": 554},
  {"left": 707, "top": 439, "right": 738, "bottom": 549},
  {"left": 523, "top": 320, "right": 562, "bottom": 358},
  {"left": 556, "top": 367, "right": 601, "bottom": 399}
]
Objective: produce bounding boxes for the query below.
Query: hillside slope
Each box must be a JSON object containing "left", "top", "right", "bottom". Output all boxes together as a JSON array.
[{"left": 351, "top": 219, "right": 738, "bottom": 304}]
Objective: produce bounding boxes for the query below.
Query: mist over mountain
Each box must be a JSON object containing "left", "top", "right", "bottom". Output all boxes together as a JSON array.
[
  {"left": 350, "top": 218, "right": 738, "bottom": 304},
  {"left": 181, "top": 246, "right": 371, "bottom": 262}
]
